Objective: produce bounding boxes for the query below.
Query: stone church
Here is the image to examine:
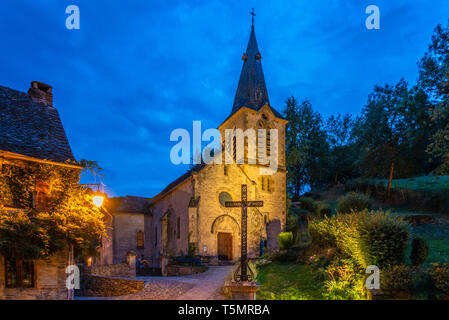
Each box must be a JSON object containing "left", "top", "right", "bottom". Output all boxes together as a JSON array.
[{"left": 101, "top": 23, "right": 287, "bottom": 265}]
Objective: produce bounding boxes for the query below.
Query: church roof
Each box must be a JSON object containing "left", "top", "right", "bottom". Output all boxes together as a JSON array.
[
  {"left": 0, "top": 84, "right": 76, "bottom": 164},
  {"left": 231, "top": 26, "right": 283, "bottom": 119}
]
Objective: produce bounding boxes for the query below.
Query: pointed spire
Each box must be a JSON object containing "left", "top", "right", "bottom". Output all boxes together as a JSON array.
[{"left": 231, "top": 15, "right": 270, "bottom": 115}]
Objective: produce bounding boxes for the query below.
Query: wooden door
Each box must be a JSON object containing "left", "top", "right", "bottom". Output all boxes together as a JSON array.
[{"left": 217, "top": 232, "right": 232, "bottom": 260}]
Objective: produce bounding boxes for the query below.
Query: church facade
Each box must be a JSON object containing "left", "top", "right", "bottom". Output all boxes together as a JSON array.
[
  {"left": 101, "top": 23, "right": 287, "bottom": 265},
  {"left": 150, "top": 24, "right": 287, "bottom": 262}
]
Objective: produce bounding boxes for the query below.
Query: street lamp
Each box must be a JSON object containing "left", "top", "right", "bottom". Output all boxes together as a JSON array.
[
  {"left": 80, "top": 183, "right": 105, "bottom": 207},
  {"left": 92, "top": 192, "right": 104, "bottom": 207}
]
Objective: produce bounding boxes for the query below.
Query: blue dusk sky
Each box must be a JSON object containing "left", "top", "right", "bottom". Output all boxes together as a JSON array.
[{"left": 1, "top": 0, "right": 448, "bottom": 197}]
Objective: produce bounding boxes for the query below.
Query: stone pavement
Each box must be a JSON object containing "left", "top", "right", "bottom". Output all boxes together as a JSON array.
[{"left": 77, "top": 265, "right": 233, "bottom": 300}]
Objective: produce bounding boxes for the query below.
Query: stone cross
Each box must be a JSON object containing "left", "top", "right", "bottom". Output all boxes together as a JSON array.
[{"left": 225, "top": 184, "right": 263, "bottom": 282}]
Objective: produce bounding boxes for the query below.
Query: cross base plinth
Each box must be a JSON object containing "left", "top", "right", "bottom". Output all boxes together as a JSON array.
[{"left": 225, "top": 281, "right": 260, "bottom": 300}]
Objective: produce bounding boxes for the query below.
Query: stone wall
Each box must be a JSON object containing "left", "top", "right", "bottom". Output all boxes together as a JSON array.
[
  {"left": 166, "top": 265, "right": 207, "bottom": 276},
  {"left": 86, "top": 262, "right": 136, "bottom": 278},
  {"left": 112, "top": 213, "right": 153, "bottom": 264},
  {"left": 78, "top": 275, "right": 144, "bottom": 297},
  {"left": 0, "top": 250, "right": 68, "bottom": 300}
]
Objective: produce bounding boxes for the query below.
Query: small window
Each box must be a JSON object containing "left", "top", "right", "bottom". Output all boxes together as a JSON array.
[
  {"left": 261, "top": 177, "right": 265, "bottom": 191},
  {"left": 137, "top": 231, "right": 144, "bottom": 249},
  {"left": 5, "top": 257, "right": 34, "bottom": 288},
  {"left": 224, "top": 165, "right": 228, "bottom": 176},
  {"left": 219, "top": 192, "right": 232, "bottom": 206},
  {"left": 176, "top": 216, "right": 181, "bottom": 239}
]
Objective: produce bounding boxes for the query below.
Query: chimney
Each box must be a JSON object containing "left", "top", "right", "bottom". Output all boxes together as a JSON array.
[{"left": 28, "top": 81, "right": 53, "bottom": 106}]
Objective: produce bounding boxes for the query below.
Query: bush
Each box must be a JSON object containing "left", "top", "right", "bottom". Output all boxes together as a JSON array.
[
  {"left": 309, "top": 210, "right": 410, "bottom": 268},
  {"left": 358, "top": 211, "right": 410, "bottom": 268},
  {"left": 410, "top": 237, "right": 429, "bottom": 267},
  {"left": 271, "top": 248, "right": 299, "bottom": 262},
  {"left": 314, "top": 202, "right": 332, "bottom": 219},
  {"left": 323, "top": 259, "right": 368, "bottom": 300},
  {"left": 430, "top": 263, "right": 449, "bottom": 294},
  {"left": 298, "top": 197, "right": 318, "bottom": 213},
  {"left": 278, "top": 232, "right": 294, "bottom": 250},
  {"left": 381, "top": 265, "right": 416, "bottom": 293},
  {"left": 336, "top": 192, "right": 372, "bottom": 214}
]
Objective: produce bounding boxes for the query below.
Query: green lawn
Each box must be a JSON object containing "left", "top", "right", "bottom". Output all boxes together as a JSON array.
[
  {"left": 256, "top": 262, "right": 325, "bottom": 300},
  {"left": 369, "top": 175, "right": 449, "bottom": 192}
]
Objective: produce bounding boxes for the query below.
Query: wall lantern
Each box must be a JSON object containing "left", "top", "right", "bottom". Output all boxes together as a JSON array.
[{"left": 80, "top": 183, "right": 105, "bottom": 207}]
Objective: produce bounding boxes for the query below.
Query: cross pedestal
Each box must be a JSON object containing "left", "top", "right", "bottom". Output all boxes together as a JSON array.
[
  {"left": 224, "top": 184, "right": 263, "bottom": 300},
  {"left": 225, "top": 281, "right": 261, "bottom": 300}
]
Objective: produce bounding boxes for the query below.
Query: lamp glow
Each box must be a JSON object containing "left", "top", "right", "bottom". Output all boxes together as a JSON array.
[{"left": 93, "top": 195, "right": 104, "bottom": 207}]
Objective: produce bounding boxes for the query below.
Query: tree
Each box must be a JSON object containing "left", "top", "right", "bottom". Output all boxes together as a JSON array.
[
  {"left": 418, "top": 20, "right": 449, "bottom": 174},
  {"left": 325, "top": 113, "right": 358, "bottom": 184},
  {"left": 353, "top": 79, "right": 411, "bottom": 195},
  {"left": 0, "top": 162, "right": 105, "bottom": 260},
  {"left": 283, "top": 96, "right": 330, "bottom": 200}
]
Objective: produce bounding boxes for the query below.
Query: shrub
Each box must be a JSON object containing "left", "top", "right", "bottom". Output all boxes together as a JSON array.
[
  {"left": 314, "top": 202, "right": 332, "bottom": 219},
  {"left": 430, "top": 263, "right": 449, "bottom": 294},
  {"left": 410, "top": 237, "right": 429, "bottom": 267},
  {"left": 358, "top": 211, "right": 410, "bottom": 268},
  {"left": 323, "top": 259, "right": 367, "bottom": 300},
  {"left": 309, "top": 210, "right": 410, "bottom": 268},
  {"left": 298, "top": 197, "right": 318, "bottom": 213},
  {"left": 381, "top": 266, "right": 416, "bottom": 293},
  {"left": 270, "top": 248, "right": 299, "bottom": 262},
  {"left": 278, "top": 232, "right": 294, "bottom": 250},
  {"left": 336, "top": 192, "right": 372, "bottom": 214}
]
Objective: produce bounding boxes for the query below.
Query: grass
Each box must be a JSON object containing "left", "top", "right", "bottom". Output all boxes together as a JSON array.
[
  {"left": 256, "top": 262, "right": 325, "bottom": 300},
  {"left": 369, "top": 175, "right": 449, "bottom": 192}
]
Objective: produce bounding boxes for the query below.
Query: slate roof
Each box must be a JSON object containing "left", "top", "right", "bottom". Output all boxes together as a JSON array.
[
  {"left": 0, "top": 85, "right": 75, "bottom": 164},
  {"left": 107, "top": 195, "right": 153, "bottom": 214},
  {"left": 231, "top": 26, "right": 283, "bottom": 119}
]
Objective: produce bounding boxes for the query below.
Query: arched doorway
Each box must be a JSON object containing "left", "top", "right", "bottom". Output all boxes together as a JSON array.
[{"left": 211, "top": 214, "right": 240, "bottom": 261}]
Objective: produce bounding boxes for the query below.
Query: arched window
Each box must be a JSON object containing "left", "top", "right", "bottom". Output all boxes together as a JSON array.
[{"left": 137, "top": 231, "right": 144, "bottom": 249}]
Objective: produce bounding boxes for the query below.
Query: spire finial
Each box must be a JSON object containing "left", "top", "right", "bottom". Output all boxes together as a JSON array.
[{"left": 250, "top": 8, "right": 255, "bottom": 28}]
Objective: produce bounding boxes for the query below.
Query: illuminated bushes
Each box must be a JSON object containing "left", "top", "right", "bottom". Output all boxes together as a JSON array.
[
  {"left": 336, "top": 192, "right": 372, "bottom": 214},
  {"left": 309, "top": 210, "right": 410, "bottom": 268},
  {"left": 278, "top": 232, "right": 294, "bottom": 250}
]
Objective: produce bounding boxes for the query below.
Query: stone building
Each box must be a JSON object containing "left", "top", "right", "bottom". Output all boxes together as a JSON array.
[
  {"left": 0, "top": 81, "right": 79, "bottom": 299},
  {"left": 101, "top": 196, "right": 153, "bottom": 264},
  {"left": 100, "top": 24, "right": 288, "bottom": 266}
]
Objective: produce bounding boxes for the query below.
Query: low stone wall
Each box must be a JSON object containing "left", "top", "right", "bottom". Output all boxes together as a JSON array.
[
  {"left": 167, "top": 265, "right": 207, "bottom": 276},
  {"left": 78, "top": 275, "right": 144, "bottom": 297},
  {"left": 86, "top": 263, "right": 136, "bottom": 278}
]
